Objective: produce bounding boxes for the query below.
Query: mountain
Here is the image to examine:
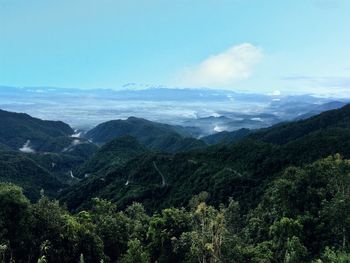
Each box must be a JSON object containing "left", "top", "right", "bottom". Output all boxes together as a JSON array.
[
  {"left": 1, "top": 86, "right": 340, "bottom": 133},
  {"left": 0, "top": 109, "right": 74, "bottom": 151},
  {"left": 60, "top": 104, "right": 350, "bottom": 211},
  {"left": 75, "top": 136, "right": 147, "bottom": 178},
  {"left": 0, "top": 151, "right": 64, "bottom": 200},
  {"left": 294, "top": 100, "right": 347, "bottom": 120},
  {"left": 84, "top": 117, "right": 206, "bottom": 152},
  {"left": 249, "top": 103, "right": 350, "bottom": 145},
  {"left": 201, "top": 101, "right": 349, "bottom": 145},
  {"left": 0, "top": 109, "right": 100, "bottom": 196},
  {"left": 182, "top": 113, "right": 281, "bottom": 136},
  {"left": 202, "top": 128, "right": 251, "bottom": 145}
]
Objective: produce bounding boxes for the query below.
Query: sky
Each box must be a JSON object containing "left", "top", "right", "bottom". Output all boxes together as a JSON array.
[{"left": 0, "top": 0, "right": 350, "bottom": 96}]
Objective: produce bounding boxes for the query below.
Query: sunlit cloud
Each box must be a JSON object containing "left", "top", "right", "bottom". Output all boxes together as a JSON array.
[{"left": 174, "top": 43, "right": 263, "bottom": 89}]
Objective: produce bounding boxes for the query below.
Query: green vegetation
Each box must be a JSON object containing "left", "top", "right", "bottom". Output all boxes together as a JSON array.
[
  {"left": 0, "top": 151, "right": 64, "bottom": 200},
  {"left": 202, "top": 128, "right": 251, "bottom": 145},
  {"left": 0, "top": 109, "right": 100, "bottom": 199},
  {"left": 1, "top": 105, "right": 350, "bottom": 262},
  {"left": 249, "top": 104, "right": 350, "bottom": 145},
  {"left": 2, "top": 155, "right": 350, "bottom": 262},
  {"left": 85, "top": 117, "right": 206, "bottom": 153},
  {"left": 75, "top": 136, "right": 147, "bottom": 178},
  {"left": 0, "top": 109, "right": 73, "bottom": 150}
]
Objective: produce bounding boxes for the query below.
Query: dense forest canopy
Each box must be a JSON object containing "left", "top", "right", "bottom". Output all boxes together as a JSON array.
[{"left": 1, "top": 155, "right": 350, "bottom": 262}]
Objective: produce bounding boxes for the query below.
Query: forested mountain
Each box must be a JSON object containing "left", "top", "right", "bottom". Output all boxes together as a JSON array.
[
  {"left": 0, "top": 109, "right": 73, "bottom": 150},
  {"left": 1, "top": 105, "right": 350, "bottom": 262},
  {"left": 60, "top": 104, "right": 350, "bottom": 212},
  {"left": 75, "top": 136, "right": 147, "bottom": 178},
  {"left": 85, "top": 117, "right": 206, "bottom": 152},
  {"left": 0, "top": 109, "right": 99, "bottom": 199},
  {"left": 202, "top": 128, "right": 251, "bottom": 145},
  {"left": 294, "top": 100, "right": 347, "bottom": 120},
  {"left": 203, "top": 104, "right": 350, "bottom": 145},
  {"left": 250, "top": 103, "right": 350, "bottom": 145},
  {"left": 0, "top": 151, "right": 64, "bottom": 200},
  {"left": 2, "top": 155, "right": 350, "bottom": 262}
]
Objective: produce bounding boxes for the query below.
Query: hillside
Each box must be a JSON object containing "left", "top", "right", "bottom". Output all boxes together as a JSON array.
[
  {"left": 202, "top": 128, "right": 251, "bottom": 145},
  {"left": 205, "top": 103, "right": 350, "bottom": 146},
  {"left": 250, "top": 103, "right": 350, "bottom": 144},
  {"left": 0, "top": 151, "right": 64, "bottom": 200},
  {"left": 60, "top": 104, "right": 350, "bottom": 212},
  {"left": 0, "top": 110, "right": 99, "bottom": 195},
  {"left": 2, "top": 105, "right": 350, "bottom": 262},
  {"left": 85, "top": 117, "right": 206, "bottom": 152},
  {"left": 75, "top": 136, "right": 147, "bottom": 178},
  {"left": 0, "top": 109, "right": 74, "bottom": 151}
]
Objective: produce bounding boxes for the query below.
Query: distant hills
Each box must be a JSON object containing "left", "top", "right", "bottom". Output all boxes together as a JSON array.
[
  {"left": 0, "top": 109, "right": 97, "bottom": 198},
  {"left": 1, "top": 90, "right": 350, "bottom": 262},
  {"left": 250, "top": 103, "right": 350, "bottom": 145},
  {"left": 1, "top": 86, "right": 348, "bottom": 134},
  {"left": 0, "top": 109, "right": 73, "bottom": 150},
  {"left": 60, "top": 104, "right": 350, "bottom": 211},
  {"left": 1, "top": 103, "right": 350, "bottom": 206},
  {"left": 202, "top": 128, "right": 251, "bottom": 145},
  {"left": 85, "top": 117, "right": 206, "bottom": 153}
]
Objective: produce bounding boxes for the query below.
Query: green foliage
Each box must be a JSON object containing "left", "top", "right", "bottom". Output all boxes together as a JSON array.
[
  {"left": 0, "top": 109, "right": 73, "bottom": 150},
  {"left": 2, "top": 105, "right": 350, "bottom": 262},
  {"left": 202, "top": 128, "right": 251, "bottom": 145},
  {"left": 249, "top": 104, "right": 350, "bottom": 145},
  {"left": 0, "top": 183, "right": 30, "bottom": 261},
  {"left": 0, "top": 151, "right": 64, "bottom": 200},
  {"left": 119, "top": 239, "right": 150, "bottom": 263},
  {"left": 85, "top": 116, "right": 206, "bottom": 153},
  {"left": 76, "top": 136, "right": 147, "bottom": 178},
  {"left": 315, "top": 247, "right": 350, "bottom": 263}
]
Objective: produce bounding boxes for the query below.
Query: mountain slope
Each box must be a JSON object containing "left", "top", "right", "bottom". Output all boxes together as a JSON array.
[
  {"left": 0, "top": 109, "right": 74, "bottom": 150},
  {"left": 85, "top": 117, "right": 206, "bottom": 152},
  {"left": 250, "top": 103, "right": 350, "bottom": 145},
  {"left": 0, "top": 151, "right": 64, "bottom": 200},
  {"left": 60, "top": 104, "right": 350, "bottom": 212},
  {"left": 294, "top": 101, "right": 347, "bottom": 120},
  {"left": 75, "top": 136, "right": 147, "bottom": 178},
  {"left": 0, "top": 109, "right": 99, "bottom": 191},
  {"left": 202, "top": 128, "right": 251, "bottom": 145}
]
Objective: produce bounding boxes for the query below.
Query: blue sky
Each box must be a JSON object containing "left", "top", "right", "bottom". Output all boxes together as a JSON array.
[{"left": 0, "top": 0, "right": 349, "bottom": 96}]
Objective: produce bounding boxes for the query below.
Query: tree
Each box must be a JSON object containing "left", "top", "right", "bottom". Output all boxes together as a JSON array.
[
  {"left": 320, "top": 155, "right": 350, "bottom": 250},
  {"left": 148, "top": 207, "right": 190, "bottom": 262},
  {"left": 178, "top": 202, "right": 227, "bottom": 263},
  {"left": 91, "top": 198, "right": 129, "bottom": 261},
  {"left": 0, "top": 183, "right": 30, "bottom": 262},
  {"left": 118, "top": 239, "right": 150, "bottom": 263},
  {"left": 315, "top": 247, "right": 350, "bottom": 263},
  {"left": 269, "top": 217, "right": 306, "bottom": 262}
]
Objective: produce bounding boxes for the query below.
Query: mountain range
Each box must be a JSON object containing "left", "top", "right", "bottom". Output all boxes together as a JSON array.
[
  {"left": 1, "top": 103, "right": 350, "bottom": 204},
  {"left": 2, "top": 102, "right": 350, "bottom": 262},
  {"left": 1, "top": 86, "right": 348, "bottom": 135}
]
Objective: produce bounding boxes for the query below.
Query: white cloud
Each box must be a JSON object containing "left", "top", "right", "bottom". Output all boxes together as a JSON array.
[
  {"left": 175, "top": 43, "right": 263, "bottom": 89},
  {"left": 19, "top": 140, "right": 35, "bottom": 153},
  {"left": 268, "top": 90, "right": 281, "bottom": 96}
]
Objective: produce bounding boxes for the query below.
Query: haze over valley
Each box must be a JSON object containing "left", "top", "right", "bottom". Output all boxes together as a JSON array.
[{"left": 1, "top": 86, "right": 348, "bottom": 137}]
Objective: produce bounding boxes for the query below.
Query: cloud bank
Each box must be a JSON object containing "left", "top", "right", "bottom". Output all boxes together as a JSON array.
[{"left": 176, "top": 43, "right": 263, "bottom": 89}]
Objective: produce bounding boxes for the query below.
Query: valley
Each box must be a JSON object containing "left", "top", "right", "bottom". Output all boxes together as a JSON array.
[{"left": 1, "top": 104, "right": 350, "bottom": 262}]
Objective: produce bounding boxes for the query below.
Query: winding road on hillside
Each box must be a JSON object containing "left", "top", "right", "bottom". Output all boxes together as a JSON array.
[{"left": 153, "top": 161, "right": 166, "bottom": 187}]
